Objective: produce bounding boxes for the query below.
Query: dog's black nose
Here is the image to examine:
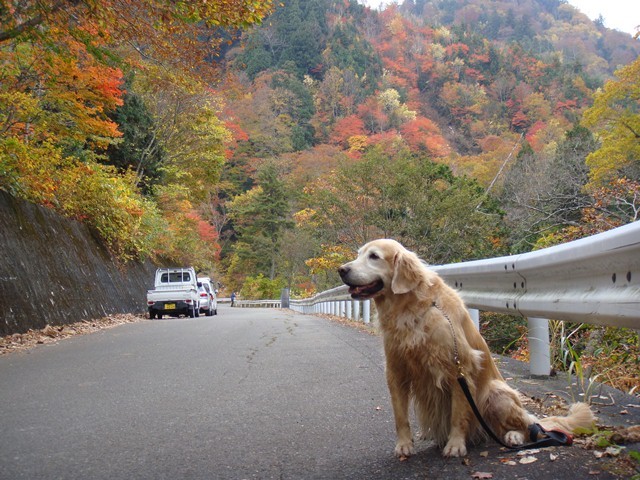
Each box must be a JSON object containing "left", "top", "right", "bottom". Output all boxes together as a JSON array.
[{"left": 338, "top": 265, "right": 350, "bottom": 279}]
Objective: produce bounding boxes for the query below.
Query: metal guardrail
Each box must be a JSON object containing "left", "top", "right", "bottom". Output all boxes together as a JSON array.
[
  {"left": 432, "top": 220, "right": 640, "bottom": 329},
  {"left": 289, "top": 286, "right": 372, "bottom": 323},
  {"left": 236, "top": 300, "right": 281, "bottom": 308},
  {"left": 288, "top": 221, "right": 640, "bottom": 376}
]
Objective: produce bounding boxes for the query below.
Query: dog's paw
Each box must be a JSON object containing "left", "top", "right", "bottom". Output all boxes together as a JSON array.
[
  {"left": 442, "top": 437, "right": 467, "bottom": 457},
  {"left": 504, "top": 430, "right": 525, "bottom": 446},
  {"left": 394, "top": 439, "right": 415, "bottom": 458}
]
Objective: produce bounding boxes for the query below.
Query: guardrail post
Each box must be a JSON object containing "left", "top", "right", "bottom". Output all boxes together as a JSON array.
[
  {"left": 468, "top": 308, "right": 480, "bottom": 330},
  {"left": 353, "top": 300, "right": 360, "bottom": 322},
  {"left": 528, "top": 317, "right": 551, "bottom": 377},
  {"left": 363, "top": 300, "right": 370, "bottom": 324},
  {"left": 346, "top": 300, "right": 352, "bottom": 319},
  {"left": 280, "top": 288, "right": 290, "bottom": 309}
]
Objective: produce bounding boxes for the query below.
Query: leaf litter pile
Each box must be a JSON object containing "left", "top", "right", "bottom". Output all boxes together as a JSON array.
[{"left": 0, "top": 313, "right": 145, "bottom": 355}]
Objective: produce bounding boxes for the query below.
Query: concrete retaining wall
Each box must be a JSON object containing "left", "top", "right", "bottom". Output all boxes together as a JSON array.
[{"left": 0, "top": 191, "right": 158, "bottom": 336}]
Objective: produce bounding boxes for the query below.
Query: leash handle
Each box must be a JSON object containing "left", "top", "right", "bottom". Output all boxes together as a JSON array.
[{"left": 457, "top": 376, "right": 572, "bottom": 450}]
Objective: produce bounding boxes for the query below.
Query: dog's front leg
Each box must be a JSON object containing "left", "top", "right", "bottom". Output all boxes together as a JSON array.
[
  {"left": 386, "top": 367, "right": 414, "bottom": 458},
  {"left": 442, "top": 384, "right": 472, "bottom": 457}
]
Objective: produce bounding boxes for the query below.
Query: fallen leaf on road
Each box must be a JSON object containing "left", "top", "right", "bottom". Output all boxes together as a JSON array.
[
  {"left": 605, "top": 446, "right": 623, "bottom": 456},
  {"left": 517, "top": 449, "right": 540, "bottom": 456},
  {"left": 593, "top": 446, "right": 624, "bottom": 459},
  {"left": 519, "top": 456, "right": 538, "bottom": 464},
  {"left": 479, "top": 451, "right": 489, "bottom": 457},
  {"left": 471, "top": 472, "right": 493, "bottom": 479},
  {"left": 550, "top": 453, "right": 559, "bottom": 461},
  {"left": 610, "top": 425, "right": 640, "bottom": 444}
]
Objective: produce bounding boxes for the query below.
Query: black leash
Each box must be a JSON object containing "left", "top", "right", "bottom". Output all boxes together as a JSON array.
[
  {"left": 433, "top": 302, "right": 573, "bottom": 451},
  {"left": 457, "top": 375, "right": 573, "bottom": 450}
]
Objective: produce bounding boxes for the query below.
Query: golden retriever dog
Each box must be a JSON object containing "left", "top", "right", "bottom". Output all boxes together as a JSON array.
[{"left": 338, "top": 239, "right": 594, "bottom": 458}]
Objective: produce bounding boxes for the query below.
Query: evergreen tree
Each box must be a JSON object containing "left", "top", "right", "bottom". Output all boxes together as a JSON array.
[
  {"left": 105, "top": 88, "right": 164, "bottom": 194},
  {"left": 228, "top": 162, "right": 294, "bottom": 279}
]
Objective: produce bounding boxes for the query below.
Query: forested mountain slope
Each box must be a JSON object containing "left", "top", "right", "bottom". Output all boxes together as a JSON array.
[
  {"left": 214, "top": 0, "right": 639, "bottom": 294},
  {"left": 1, "top": 0, "right": 638, "bottom": 297}
]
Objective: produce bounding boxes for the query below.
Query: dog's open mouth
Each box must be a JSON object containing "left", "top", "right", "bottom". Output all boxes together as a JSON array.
[{"left": 347, "top": 280, "right": 384, "bottom": 299}]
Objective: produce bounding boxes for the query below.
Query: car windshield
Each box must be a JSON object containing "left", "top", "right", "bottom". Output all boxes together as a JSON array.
[{"left": 160, "top": 271, "right": 191, "bottom": 283}]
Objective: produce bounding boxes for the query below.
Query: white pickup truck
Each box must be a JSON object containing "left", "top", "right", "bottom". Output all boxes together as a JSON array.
[{"left": 146, "top": 267, "right": 200, "bottom": 319}]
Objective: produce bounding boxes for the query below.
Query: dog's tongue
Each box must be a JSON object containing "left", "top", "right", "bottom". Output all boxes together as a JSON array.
[{"left": 349, "top": 282, "right": 377, "bottom": 295}]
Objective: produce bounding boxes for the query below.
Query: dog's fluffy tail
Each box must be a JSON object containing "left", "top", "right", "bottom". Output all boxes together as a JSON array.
[{"left": 538, "top": 402, "right": 595, "bottom": 433}]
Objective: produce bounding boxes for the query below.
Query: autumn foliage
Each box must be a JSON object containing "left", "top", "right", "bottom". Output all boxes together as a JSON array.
[
  {"left": 0, "top": 0, "right": 273, "bottom": 268},
  {"left": 2, "top": 0, "right": 640, "bottom": 295}
]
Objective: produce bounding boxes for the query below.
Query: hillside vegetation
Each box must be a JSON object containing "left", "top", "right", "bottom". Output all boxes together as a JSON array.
[{"left": 1, "top": 0, "right": 639, "bottom": 292}]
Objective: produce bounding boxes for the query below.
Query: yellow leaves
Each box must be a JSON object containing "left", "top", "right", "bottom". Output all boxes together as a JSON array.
[
  {"left": 582, "top": 55, "right": 640, "bottom": 187},
  {"left": 293, "top": 208, "right": 318, "bottom": 227},
  {"left": 348, "top": 135, "right": 369, "bottom": 153},
  {"left": 0, "top": 134, "right": 166, "bottom": 262},
  {"left": 378, "top": 88, "right": 416, "bottom": 126},
  {"left": 305, "top": 244, "right": 354, "bottom": 275},
  {"left": 386, "top": 15, "right": 406, "bottom": 38}
]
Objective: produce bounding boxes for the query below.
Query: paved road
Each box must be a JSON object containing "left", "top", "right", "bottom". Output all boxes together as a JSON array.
[{"left": 0, "top": 307, "right": 635, "bottom": 479}]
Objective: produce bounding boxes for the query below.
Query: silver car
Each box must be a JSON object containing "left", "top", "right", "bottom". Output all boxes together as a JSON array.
[{"left": 197, "top": 278, "right": 218, "bottom": 316}]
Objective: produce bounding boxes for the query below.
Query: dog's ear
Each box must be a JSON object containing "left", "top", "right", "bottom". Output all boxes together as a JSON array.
[{"left": 391, "top": 250, "right": 427, "bottom": 294}]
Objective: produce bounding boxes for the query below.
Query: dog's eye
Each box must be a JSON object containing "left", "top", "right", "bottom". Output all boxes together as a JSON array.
[{"left": 369, "top": 252, "right": 379, "bottom": 260}]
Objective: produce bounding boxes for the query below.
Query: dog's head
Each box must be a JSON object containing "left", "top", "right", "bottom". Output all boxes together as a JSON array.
[{"left": 338, "top": 239, "right": 433, "bottom": 300}]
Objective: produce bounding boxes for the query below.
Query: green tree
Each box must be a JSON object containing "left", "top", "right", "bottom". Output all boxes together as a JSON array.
[
  {"left": 304, "top": 146, "right": 505, "bottom": 263},
  {"left": 106, "top": 85, "right": 164, "bottom": 194},
  {"left": 133, "top": 67, "right": 230, "bottom": 203},
  {"left": 228, "top": 162, "right": 293, "bottom": 279}
]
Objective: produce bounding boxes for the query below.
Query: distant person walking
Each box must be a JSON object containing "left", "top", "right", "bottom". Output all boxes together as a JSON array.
[{"left": 230, "top": 292, "right": 236, "bottom": 307}]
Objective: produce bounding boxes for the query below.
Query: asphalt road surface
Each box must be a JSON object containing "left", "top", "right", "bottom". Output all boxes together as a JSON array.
[{"left": 0, "top": 306, "right": 633, "bottom": 479}]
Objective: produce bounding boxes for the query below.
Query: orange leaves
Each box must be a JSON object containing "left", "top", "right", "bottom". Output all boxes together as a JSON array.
[
  {"left": 330, "top": 115, "right": 365, "bottom": 147},
  {"left": 0, "top": 38, "right": 125, "bottom": 149},
  {"left": 444, "top": 42, "right": 470, "bottom": 59},
  {"left": 196, "top": 215, "right": 219, "bottom": 245},
  {"left": 0, "top": 139, "right": 67, "bottom": 206},
  {"left": 400, "top": 117, "right": 450, "bottom": 157}
]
